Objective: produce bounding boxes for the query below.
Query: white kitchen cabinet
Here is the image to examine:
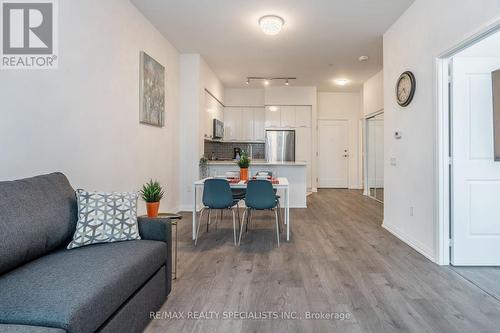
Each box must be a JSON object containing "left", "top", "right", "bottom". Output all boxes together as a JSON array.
[
  {"left": 295, "top": 106, "right": 312, "bottom": 127},
  {"left": 241, "top": 108, "right": 254, "bottom": 140},
  {"left": 254, "top": 107, "right": 266, "bottom": 141},
  {"left": 280, "top": 106, "right": 296, "bottom": 127},
  {"left": 204, "top": 91, "right": 224, "bottom": 139},
  {"left": 265, "top": 106, "right": 281, "bottom": 127},
  {"left": 223, "top": 107, "right": 266, "bottom": 141},
  {"left": 224, "top": 108, "right": 242, "bottom": 140},
  {"left": 295, "top": 127, "right": 312, "bottom": 189}
]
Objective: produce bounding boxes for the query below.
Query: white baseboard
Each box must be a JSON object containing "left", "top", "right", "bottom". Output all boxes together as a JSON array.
[{"left": 382, "top": 222, "right": 437, "bottom": 263}]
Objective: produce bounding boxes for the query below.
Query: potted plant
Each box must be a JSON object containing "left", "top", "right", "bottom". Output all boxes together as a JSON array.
[
  {"left": 237, "top": 151, "right": 251, "bottom": 181},
  {"left": 199, "top": 155, "right": 209, "bottom": 178},
  {"left": 140, "top": 180, "right": 164, "bottom": 218}
]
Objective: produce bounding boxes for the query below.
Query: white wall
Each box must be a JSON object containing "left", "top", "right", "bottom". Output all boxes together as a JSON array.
[
  {"left": 179, "top": 54, "right": 201, "bottom": 210},
  {"left": 225, "top": 88, "right": 265, "bottom": 106},
  {"left": 0, "top": 0, "right": 181, "bottom": 214},
  {"left": 178, "top": 54, "right": 224, "bottom": 210},
  {"left": 383, "top": 0, "right": 500, "bottom": 262},
  {"left": 317, "top": 93, "right": 363, "bottom": 189},
  {"left": 363, "top": 70, "right": 384, "bottom": 116}
]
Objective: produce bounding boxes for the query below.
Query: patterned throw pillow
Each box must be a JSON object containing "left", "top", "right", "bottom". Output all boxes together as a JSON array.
[{"left": 67, "top": 190, "right": 141, "bottom": 249}]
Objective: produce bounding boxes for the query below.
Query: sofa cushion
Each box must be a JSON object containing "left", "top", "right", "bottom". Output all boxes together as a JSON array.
[
  {"left": 67, "top": 190, "right": 141, "bottom": 249},
  {"left": 0, "top": 240, "right": 166, "bottom": 333},
  {"left": 0, "top": 173, "right": 78, "bottom": 275}
]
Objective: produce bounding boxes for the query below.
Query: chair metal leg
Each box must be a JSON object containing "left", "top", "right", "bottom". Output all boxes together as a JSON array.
[
  {"left": 238, "top": 209, "right": 249, "bottom": 246},
  {"left": 274, "top": 209, "right": 280, "bottom": 247},
  {"left": 206, "top": 209, "right": 211, "bottom": 232},
  {"left": 195, "top": 208, "right": 206, "bottom": 246},
  {"left": 277, "top": 203, "right": 283, "bottom": 234},
  {"left": 236, "top": 203, "right": 241, "bottom": 230},
  {"left": 232, "top": 209, "right": 237, "bottom": 246}
]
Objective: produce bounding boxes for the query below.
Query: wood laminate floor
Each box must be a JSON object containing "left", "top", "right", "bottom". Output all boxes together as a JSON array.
[{"left": 145, "top": 189, "right": 500, "bottom": 333}]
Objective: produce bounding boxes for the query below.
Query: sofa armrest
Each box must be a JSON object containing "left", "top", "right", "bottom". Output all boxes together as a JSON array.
[{"left": 137, "top": 217, "right": 172, "bottom": 296}]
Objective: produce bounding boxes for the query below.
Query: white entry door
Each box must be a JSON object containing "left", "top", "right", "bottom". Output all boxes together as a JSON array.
[
  {"left": 318, "top": 120, "right": 349, "bottom": 188},
  {"left": 451, "top": 57, "right": 500, "bottom": 265}
]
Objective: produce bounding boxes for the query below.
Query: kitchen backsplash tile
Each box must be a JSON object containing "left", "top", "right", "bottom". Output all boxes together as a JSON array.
[{"left": 204, "top": 141, "right": 265, "bottom": 160}]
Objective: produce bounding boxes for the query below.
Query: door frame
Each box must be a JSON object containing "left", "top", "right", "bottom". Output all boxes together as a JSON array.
[
  {"left": 317, "top": 118, "right": 350, "bottom": 188},
  {"left": 363, "top": 110, "right": 384, "bottom": 201},
  {"left": 436, "top": 17, "right": 500, "bottom": 265}
]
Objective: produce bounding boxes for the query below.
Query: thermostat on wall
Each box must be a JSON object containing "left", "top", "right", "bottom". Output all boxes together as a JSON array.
[{"left": 394, "top": 131, "right": 402, "bottom": 139}]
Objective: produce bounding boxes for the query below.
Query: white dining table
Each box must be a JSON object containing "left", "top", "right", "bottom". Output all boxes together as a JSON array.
[{"left": 192, "top": 177, "right": 291, "bottom": 241}]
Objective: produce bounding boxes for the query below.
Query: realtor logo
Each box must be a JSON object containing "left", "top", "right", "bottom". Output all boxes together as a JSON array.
[{"left": 1, "top": 0, "right": 58, "bottom": 69}]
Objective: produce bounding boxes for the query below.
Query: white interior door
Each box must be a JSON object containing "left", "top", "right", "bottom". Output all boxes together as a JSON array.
[
  {"left": 318, "top": 120, "right": 349, "bottom": 188},
  {"left": 451, "top": 57, "right": 500, "bottom": 265}
]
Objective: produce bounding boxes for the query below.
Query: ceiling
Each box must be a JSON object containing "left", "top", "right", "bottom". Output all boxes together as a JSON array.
[{"left": 131, "top": 0, "right": 414, "bottom": 92}]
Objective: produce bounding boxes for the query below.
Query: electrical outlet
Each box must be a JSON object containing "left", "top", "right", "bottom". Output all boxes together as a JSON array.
[{"left": 410, "top": 207, "right": 414, "bottom": 217}]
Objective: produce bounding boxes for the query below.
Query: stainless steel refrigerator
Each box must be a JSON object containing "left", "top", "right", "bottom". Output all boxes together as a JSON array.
[{"left": 265, "top": 130, "right": 296, "bottom": 162}]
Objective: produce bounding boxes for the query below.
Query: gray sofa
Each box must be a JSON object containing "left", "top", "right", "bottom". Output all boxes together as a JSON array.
[{"left": 0, "top": 173, "right": 172, "bottom": 333}]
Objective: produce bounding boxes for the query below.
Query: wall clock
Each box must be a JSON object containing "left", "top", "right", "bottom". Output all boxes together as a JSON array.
[{"left": 396, "top": 71, "right": 416, "bottom": 107}]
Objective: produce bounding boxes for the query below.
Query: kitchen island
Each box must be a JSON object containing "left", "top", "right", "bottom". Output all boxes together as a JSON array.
[{"left": 207, "top": 160, "right": 307, "bottom": 208}]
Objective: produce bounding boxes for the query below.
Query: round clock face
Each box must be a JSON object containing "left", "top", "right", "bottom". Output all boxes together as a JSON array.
[{"left": 396, "top": 71, "right": 416, "bottom": 107}]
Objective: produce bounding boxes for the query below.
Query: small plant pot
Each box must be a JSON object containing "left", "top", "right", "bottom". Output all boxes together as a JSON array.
[
  {"left": 146, "top": 202, "right": 160, "bottom": 218},
  {"left": 240, "top": 168, "right": 249, "bottom": 181}
]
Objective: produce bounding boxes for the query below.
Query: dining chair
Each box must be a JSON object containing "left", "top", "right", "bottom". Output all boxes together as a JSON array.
[
  {"left": 238, "top": 179, "right": 281, "bottom": 247},
  {"left": 255, "top": 171, "right": 282, "bottom": 226},
  {"left": 195, "top": 179, "right": 240, "bottom": 246}
]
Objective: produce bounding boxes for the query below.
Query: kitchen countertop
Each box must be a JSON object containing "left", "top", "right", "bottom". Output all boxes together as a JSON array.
[{"left": 207, "top": 160, "right": 307, "bottom": 166}]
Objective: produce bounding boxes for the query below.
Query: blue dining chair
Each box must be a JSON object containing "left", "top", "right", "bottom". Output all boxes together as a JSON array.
[
  {"left": 238, "top": 179, "right": 281, "bottom": 247},
  {"left": 195, "top": 179, "right": 240, "bottom": 246}
]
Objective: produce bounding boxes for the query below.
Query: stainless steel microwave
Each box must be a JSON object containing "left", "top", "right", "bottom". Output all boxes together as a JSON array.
[{"left": 213, "top": 119, "right": 224, "bottom": 139}]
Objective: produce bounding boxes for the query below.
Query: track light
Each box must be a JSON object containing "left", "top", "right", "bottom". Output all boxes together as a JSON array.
[{"left": 245, "top": 77, "right": 296, "bottom": 86}]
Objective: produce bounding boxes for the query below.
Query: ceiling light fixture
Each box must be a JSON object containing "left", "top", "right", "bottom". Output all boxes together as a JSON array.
[
  {"left": 259, "top": 15, "right": 285, "bottom": 35},
  {"left": 269, "top": 106, "right": 279, "bottom": 112},
  {"left": 358, "top": 55, "right": 369, "bottom": 62},
  {"left": 246, "top": 77, "right": 296, "bottom": 86},
  {"left": 334, "top": 79, "right": 349, "bottom": 86}
]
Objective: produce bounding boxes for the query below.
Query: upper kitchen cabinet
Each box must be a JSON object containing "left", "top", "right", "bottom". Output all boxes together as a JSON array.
[
  {"left": 280, "top": 106, "right": 296, "bottom": 127},
  {"left": 265, "top": 105, "right": 312, "bottom": 128},
  {"left": 204, "top": 91, "right": 224, "bottom": 139},
  {"left": 254, "top": 107, "right": 266, "bottom": 141},
  {"left": 224, "top": 107, "right": 265, "bottom": 141},
  {"left": 224, "top": 107, "right": 242, "bottom": 140},
  {"left": 295, "top": 106, "right": 312, "bottom": 127},
  {"left": 265, "top": 106, "right": 281, "bottom": 127}
]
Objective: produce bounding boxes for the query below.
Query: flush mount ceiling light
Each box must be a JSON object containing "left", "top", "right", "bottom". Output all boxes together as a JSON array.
[
  {"left": 269, "top": 106, "right": 279, "bottom": 112},
  {"left": 259, "top": 15, "right": 285, "bottom": 35},
  {"left": 334, "top": 79, "right": 349, "bottom": 86},
  {"left": 358, "top": 55, "right": 369, "bottom": 62}
]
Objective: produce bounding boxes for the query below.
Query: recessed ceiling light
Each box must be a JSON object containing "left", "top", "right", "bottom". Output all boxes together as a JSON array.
[
  {"left": 285, "top": 79, "right": 289, "bottom": 86},
  {"left": 263, "top": 79, "right": 270, "bottom": 86},
  {"left": 269, "top": 106, "right": 279, "bottom": 112},
  {"left": 358, "top": 56, "right": 369, "bottom": 62},
  {"left": 334, "top": 79, "right": 349, "bottom": 86},
  {"left": 259, "top": 15, "right": 285, "bottom": 35}
]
